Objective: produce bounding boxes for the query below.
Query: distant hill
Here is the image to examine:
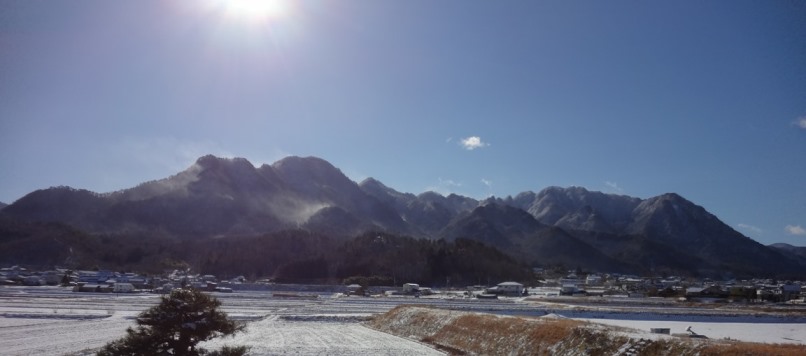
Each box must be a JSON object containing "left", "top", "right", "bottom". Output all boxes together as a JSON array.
[
  {"left": 438, "top": 203, "right": 628, "bottom": 273},
  {"left": 769, "top": 243, "right": 806, "bottom": 269},
  {"left": 0, "top": 202, "right": 7, "bottom": 210},
  {"left": 0, "top": 214, "right": 117, "bottom": 269},
  {"left": 2, "top": 154, "right": 803, "bottom": 278}
]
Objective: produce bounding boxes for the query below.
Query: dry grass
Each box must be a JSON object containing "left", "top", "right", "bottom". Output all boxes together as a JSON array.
[
  {"left": 638, "top": 338, "right": 704, "bottom": 356},
  {"left": 427, "top": 314, "right": 583, "bottom": 355},
  {"left": 369, "top": 306, "right": 617, "bottom": 355},
  {"left": 700, "top": 342, "right": 806, "bottom": 356},
  {"left": 368, "top": 306, "right": 806, "bottom": 356},
  {"left": 368, "top": 304, "right": 458, "bottom": 339}
]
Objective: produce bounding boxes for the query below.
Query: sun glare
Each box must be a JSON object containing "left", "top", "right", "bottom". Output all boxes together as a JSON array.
[{"left": 221, "top": 0, "right": 288, "bottom": 21}]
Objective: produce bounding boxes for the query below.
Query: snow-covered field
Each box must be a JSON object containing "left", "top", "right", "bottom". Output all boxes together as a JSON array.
[
  {"left": 1, "top": 286, "right": 804, "bottom": 355},
  {"left": 525, "top": 295, "right": 806, "bottom": 345},
  {"left": 575, "top": 317, "right": 806, "bottom": 344},
  {"left": 0, "top": 286, "right": 448, "bottom": 355},
  {"left": 0, "top": 313, "right": 135, "bottom": 355},
  {"left": 199, "top": 315, "right": 442, "bottom": 355}
]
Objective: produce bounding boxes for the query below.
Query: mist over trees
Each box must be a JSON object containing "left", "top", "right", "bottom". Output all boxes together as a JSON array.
[
  {"left": 0, "top": 217, "right": 536, "bottom": 286},
  {"left": 194, "top": 231, "right": 535, "bottom": 286}
]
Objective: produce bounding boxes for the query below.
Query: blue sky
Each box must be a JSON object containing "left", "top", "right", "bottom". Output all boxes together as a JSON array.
[{"left": 1, "top": 1, "right": 804, "bottom": 245}]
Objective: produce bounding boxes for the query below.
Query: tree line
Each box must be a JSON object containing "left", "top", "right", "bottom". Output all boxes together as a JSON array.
[{"left": 0, "top": 215, "right": 535, "bottom": 286}]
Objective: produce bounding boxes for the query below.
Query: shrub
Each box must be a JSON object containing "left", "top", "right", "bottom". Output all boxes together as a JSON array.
[{"left": 97, "top": 288, "right": 245, "bottom": 355}]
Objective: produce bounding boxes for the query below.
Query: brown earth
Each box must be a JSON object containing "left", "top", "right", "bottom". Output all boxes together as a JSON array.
[{"left": 368, "top": 305, "right": 806, "bottom": 356}]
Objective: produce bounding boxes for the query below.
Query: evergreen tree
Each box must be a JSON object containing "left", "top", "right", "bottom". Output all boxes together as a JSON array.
[{"left": 98, "top": 288, "right": 245, "bottom": 355}]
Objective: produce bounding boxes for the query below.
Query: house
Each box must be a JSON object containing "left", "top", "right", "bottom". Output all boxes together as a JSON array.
[
  {"left": 77, "top": 270, "right": 116, "bottom": 283},
  {"left": 23, "top": 276, "right": 43, "bottom": 286},
  {"left": 560, "top": 284, "right": 586, "bottom": 296},
  {"left": 585, "top": 274, "right": 603, "bottom": 286},
  {"left": 560, "top": 274, "right": 580, "bottom": 287},
  {"left": 73, "top": 283, "right": 112, "bottom": 293},
  {"left": 155, "top": 283, "right": 175, "bottom": 294},
  {"left": 486, "top": 281, "right": 525, "bottom": 296},
  {"left": 41, "top": 271, "right": 62, "bottom": 285},
  {"left": 1, "top": 266, "right": 25, "bottom": 279},
  {"left": 402, "top": 283, "right": 420, "bottom": 294},
  {"left": 113, "top": 283, "right": 135, "bottom": 293},
  {"left": 686, "top": 285, "right": 728, "bottom": 300},
  {"left": 780, "top": 284, "right": 801, "bottom": 302}
]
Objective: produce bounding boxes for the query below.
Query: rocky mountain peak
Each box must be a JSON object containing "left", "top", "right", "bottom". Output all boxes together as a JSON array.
[
  {"left": 194, "top": 155, "right": 254, "bottom": 171},
  {"left": 526, "top": 186, "right": 640, "bottom": 229},
  {"left": 359, "top": 177, "right": 415, "bottom": 207},
  {"left": 359, "top": 177, "right": 384, "bottom": 188},
  {"left": 272, "top": 156, "right": 338, "bottom": 175},
  {"left": 271, "top": 156, "right": 358, "bottom": 196}
]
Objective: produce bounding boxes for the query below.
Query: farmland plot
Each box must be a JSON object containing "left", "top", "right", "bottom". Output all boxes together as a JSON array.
[
  {"left": 200, "top": 315, "right": 443, "bottom": 355},
  {"left": 0, "top": 314, "right": 134, "bottom": 355},
  {"left": 0, "top": 287, "right": 445, "bottom": 355},
  {"left": 2, "top": 286, "right": 805, "bottom": 355}
]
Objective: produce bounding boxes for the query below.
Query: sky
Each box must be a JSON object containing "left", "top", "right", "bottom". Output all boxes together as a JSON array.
[{"left": 1, "top": 0, "right": 805, "bottom": 246}]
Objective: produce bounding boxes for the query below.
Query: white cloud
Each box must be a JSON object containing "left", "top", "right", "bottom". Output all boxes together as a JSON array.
[
  {"left": 796, "top": 117, "right": 806, "bottom": 130},
  {"left": 604, "top": 181, "right": 624, "bottom": 194},
  {"left": 785, "top": 225, "right": 806, "bottom": 236},
  {"left": 439, "top": 178, "right": 462, "bottom": 188},
  {"left": 460, "top": 136, "right": 489, "bottom": 150},
  {"left": 737, "top": 223, "right": 763, "bottom": 235},
  {"left": 481, "top": 178, "right": 492, "bottom": 188}
]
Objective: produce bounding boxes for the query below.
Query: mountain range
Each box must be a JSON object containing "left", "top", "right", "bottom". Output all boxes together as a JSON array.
[{"left": 1, "top": 155, "right": 804, "bottom": 278}]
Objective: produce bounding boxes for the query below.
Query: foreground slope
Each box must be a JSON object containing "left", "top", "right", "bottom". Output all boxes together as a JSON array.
[{"left": 370, "top": 306, "right": 806, "bottom": 356}]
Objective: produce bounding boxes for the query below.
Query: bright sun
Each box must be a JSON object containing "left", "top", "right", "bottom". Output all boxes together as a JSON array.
[{"left": 221, "top": 0, "right": 288, "bottom": 21}]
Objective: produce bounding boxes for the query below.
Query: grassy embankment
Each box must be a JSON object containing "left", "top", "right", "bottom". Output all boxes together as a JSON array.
[{"left": 368, "top": 305, "right": 806, "bottom": 356}]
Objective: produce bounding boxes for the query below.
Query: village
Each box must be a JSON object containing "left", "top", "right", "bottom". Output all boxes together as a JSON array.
[
  {"left": 2, "top": 265, "right": 803, "bottom": 304},
  {"left": 2, "top": 265, "right": 806, "bottom": 354}
]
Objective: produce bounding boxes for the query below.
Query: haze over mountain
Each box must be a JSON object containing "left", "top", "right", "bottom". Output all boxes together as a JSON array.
[
  {"left": 769, "top": 243, "right": 806, "bottom": 268},
  {"left": 2, "top": 155, "right": 804, "bottom": 278},
  {"left": 3, "top": 1, "right": 804, "bottom": 251}
]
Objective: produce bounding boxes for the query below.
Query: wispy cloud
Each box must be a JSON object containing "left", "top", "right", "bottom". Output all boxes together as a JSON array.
[
  {"left": 785, "top": 224, "right": 806, "bottom": 236},
  {"left": 481, "top": 178, "right": 492, "bottom": 188},
  {"left": 604, "top": 181, "right": 624, "bottom": 194},
  {"left": 118, "top": 136, "right": 233, "bottom": 172},
  {"left": 460, "top": 136, "right": 489, "bottom": 150},
  {"left": 439, "top": 178, "right": 462, "bottom": 188},
  {"left": 737, "top": 223, "right": 763, "bottom": 235},
  {"left": 795, "top": 116, "right": 806, "bottom": 130}
]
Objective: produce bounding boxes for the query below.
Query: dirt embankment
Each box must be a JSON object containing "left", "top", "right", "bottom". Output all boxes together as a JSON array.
[{"left": 367, "top": 306, "right": 806, "bottom": 356}]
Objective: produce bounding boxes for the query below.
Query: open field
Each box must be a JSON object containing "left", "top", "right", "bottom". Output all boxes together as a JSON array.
[{"left": 1, "top": 286, "right": 804, "bottom": 355}]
